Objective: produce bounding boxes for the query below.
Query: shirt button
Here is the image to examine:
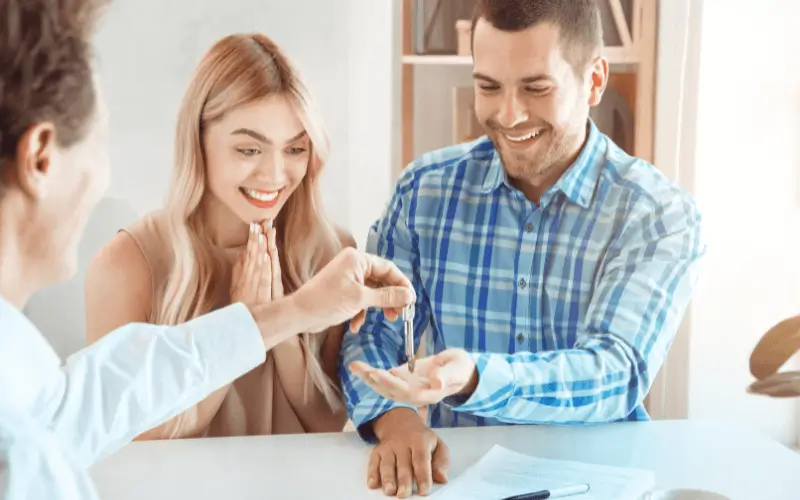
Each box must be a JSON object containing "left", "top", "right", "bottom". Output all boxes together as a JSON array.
[
  {"left": 516, "top": 333, "right": 525, "bottom": 343},
  {"left": 525, "top": 223, "right": 534, "bottom": 233},
  {"left": 518, "top": 278, "right": 527, "bottom": 289}
]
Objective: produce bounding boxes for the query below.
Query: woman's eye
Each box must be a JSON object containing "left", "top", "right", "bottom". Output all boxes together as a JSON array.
[
  {"left": 285, "top": 147, "right": 307, "bottom": 155},
  {"left": 237, "top": 148, "right": 260, "bottom": 157}
]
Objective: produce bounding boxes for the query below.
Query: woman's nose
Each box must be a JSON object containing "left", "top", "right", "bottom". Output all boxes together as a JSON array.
[{"left": 254, "top": 153, "right": 288, "bottom": 186}]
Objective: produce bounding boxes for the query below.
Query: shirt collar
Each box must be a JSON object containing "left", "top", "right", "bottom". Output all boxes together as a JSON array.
[
  {"left": 544, "top": 119, "right": 605, "bottom": 209},
  {"left": 478, "top": 119, "right": 606, "bottom": 209}
]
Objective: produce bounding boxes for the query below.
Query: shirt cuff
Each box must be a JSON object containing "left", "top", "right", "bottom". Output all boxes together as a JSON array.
[
  {"left": 181, "top": 302, "right": 266, "bottom": 388},
  {"left": 442, "top": 352, "right": 516, "bottom": 415},
  {"left": 353, "top": 401, "right": 419, "bottom": 444}
]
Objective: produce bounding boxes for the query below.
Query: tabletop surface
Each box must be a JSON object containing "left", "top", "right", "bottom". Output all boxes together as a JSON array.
[{"left": 90, "top": 419, "right": 800, "bottom": 500}]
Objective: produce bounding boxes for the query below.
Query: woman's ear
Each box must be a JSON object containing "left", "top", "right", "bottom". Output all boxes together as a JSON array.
[{"left": 12, "top": 122, "right": 57, "bottom": 199}]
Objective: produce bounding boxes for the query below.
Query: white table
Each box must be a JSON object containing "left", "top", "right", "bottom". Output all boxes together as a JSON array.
[{"left": 90, "top": 419, "right": 800, "bottom": 500}]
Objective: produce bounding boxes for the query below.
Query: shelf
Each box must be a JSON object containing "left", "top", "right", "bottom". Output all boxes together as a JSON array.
[
  {"left": 402, "top": 55, "right": 472, "bottom": 65},
  {"left": 402, "top": 46, "right": 637, "bottom": 67}
]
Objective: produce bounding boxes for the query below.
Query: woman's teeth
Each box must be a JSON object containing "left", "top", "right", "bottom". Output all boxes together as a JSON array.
[
  {"left": 505, "top": 130, "right": 541, "bottom": 142},
  {"left": 242, "top": 188, "right": 279, "bottom": 201}
]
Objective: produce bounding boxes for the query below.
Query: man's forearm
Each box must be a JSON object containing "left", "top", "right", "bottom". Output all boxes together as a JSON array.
[
  {"left": 40, "top": 303, "right": 266, "bottom": 468},
  {"left": 446, "top": 340, "right": 649, "bottom": 424},
  {"left": 340, "top": 320, "right": 418, "bottom": 443}
]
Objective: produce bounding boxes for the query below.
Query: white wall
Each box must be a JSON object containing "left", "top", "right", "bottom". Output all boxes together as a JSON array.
[
  {"left": 686, "top": 0, "right": 800, "bottom": 446},
  {"left": 25, "top": 0, "right": 395, "bottom": 358}
]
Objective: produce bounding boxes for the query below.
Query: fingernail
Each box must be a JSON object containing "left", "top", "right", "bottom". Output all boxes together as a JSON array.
[
  {"left": 264, "top": 218, "right": 273, "bottom": 229},
  {"left": 250, "top": 222, "right": 256, "bottom": 233},
  {"left": 367, "top": 477, "right": 376, "bottom": 488},
  {"left": 384, "top": 483, "right": 394, "bottom": 494},
  {"left": 259, "top": 233, "right": 265, "bottom": 244}
]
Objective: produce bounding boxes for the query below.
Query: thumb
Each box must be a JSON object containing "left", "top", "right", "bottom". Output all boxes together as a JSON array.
[
  {"left": 431, "top": 441, "right": 450, "bottom": 484},
  {"left": 362, "top": 285, "right": 414, "bottom": 309},
  {"left": 428, "top": 351, "right": 463, "bottom": 389}
]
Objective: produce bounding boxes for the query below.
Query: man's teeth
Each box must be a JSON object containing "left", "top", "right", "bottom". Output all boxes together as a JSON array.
[
  {"left": 243, "top": 188, "right": 279, "bottom": 202},
  {"left": 505, "top": 130, "right": 540, "bottom": 142}
]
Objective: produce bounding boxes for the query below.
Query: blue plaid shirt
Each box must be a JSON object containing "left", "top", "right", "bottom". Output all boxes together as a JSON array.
[{"left": 340, "top": 120, "right": 705, "bottom": 443}]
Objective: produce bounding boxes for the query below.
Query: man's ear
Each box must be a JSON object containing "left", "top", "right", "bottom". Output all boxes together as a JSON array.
[
  {"left": 587, "top": 56, "right": 609, "bottom": 107},
  {"left": 12, "top": 122, "right": 57, "bottom": 199}
]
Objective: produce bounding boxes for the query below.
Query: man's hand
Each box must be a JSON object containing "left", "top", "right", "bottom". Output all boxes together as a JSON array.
[
  {"left": 249, "top": 248, "right": 415, "bottom": 350},
  {"left": 368, "top": 408, "right": 449, "bottom": 498},
  {"left": 349, "top": 348, "right": 479, "bottom": 407},
  {"left": 295, "top": 248, "right": 415, "bottom": 333}
]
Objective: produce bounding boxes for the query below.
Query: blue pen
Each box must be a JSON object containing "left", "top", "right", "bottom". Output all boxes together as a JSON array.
[{"left": 499, "top": 483, "right": 590, "bottom": 500}]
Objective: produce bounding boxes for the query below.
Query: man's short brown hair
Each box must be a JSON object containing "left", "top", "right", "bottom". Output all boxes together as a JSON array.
[
  {"left": 471, "top": 0, "right": 603, "bottom": 72},
  {"left": 0, "top": 0, "right": 107, "bottom": 163}
]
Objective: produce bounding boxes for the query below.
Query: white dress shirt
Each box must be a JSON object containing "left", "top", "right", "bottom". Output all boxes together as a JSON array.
[{"left": 0, "top": 297, "right": 266, "bottom": 499}]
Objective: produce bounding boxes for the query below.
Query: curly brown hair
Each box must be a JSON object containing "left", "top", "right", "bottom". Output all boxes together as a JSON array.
[{"left": 0, "top": 0, "right": 108, "bottom": 163}]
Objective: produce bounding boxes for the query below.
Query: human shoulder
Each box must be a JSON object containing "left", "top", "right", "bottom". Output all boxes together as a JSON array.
[
  {"left": 395, "top": 136, "right": 496, "bottom": 195},
  {"left": 600, "top": 137, "right": 701, "bottom": 221},
  {"left": 334, "top": 225, "right": 357, "bottom": 250},
  {"left": 84, "top": 214, "right": 159, "bottom": 338}
]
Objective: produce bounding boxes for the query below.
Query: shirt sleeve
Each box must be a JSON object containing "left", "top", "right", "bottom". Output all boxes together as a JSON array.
[
  {"left": 32, "top": 302, "right": 266, "bottom": 468},
  {"left": 339, "top": 178, "right": 430, "bottom": 443},
  {"left": 444, "top": 193, "right": 706, "bottom": 423},
  {"left": 0, "top": 408, "right": 99, "bottom": 500}
]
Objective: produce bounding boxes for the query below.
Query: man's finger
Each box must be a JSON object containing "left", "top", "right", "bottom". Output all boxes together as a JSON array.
[
  {"left": 349, "top": 310, "right": 366, "bottom": 333},
  {"left": 394, "top": 446, "right": 414, "bottom": 498},
  {"left": 367, "top": 448, "right": 381, "bottom": 490},
  {"left": 378, "top": 449, "right": 398, "bottom": 496},
  {"left": 362, "top": 254, "right": 413, "bottom": 290},
  {"left": 411, "top": 439, "right": 434, "bottom": 496},
  {"left": 431, "top": 440, "right": 450, "bottom": 484},
  {"left": 362, "top": 286, "right": 415, "bottom": 310}
]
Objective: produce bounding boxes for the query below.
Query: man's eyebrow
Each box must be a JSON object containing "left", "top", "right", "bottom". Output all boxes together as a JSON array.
[
  {"left": 473, "top": 72, "right": 498, "bottom": 84},
  {"left": 472, "top": 73, "right": 556, "bottom": 85}
]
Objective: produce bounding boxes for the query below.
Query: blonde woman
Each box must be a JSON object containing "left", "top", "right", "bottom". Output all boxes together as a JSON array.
[{"left": 85, "top": 33, "right": 353, "bottom": 439}]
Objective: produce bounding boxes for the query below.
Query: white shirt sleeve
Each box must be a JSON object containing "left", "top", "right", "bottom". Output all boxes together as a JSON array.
[
  {"left": 0, "top": 406, "right": 100, "bottom": 500},
  {"left": 30, "top": 302, "right": 266, "bottom": 468}
]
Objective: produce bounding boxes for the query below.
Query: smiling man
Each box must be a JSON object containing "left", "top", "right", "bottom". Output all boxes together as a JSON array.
[{"left": 341, "top": 0, "right": 706, "bottom": 498}]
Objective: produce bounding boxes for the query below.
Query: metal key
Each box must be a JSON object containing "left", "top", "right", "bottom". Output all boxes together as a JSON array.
[{"left": 402, "top": 303, "right": 416, "bottom": 373}]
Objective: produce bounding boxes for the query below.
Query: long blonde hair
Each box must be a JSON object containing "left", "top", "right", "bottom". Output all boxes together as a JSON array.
[{"left": 158, "top": 33, "right": 342, "bottom": 409}]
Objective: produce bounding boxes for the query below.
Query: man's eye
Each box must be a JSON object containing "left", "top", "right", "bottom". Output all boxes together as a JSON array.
[{"left": 478, "top": 85, "right": 499, "bottom": 92}]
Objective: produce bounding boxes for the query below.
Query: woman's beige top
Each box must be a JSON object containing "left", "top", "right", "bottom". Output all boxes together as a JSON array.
[{"left": 122, "top": 213, "right": 340, "bottom": 438}]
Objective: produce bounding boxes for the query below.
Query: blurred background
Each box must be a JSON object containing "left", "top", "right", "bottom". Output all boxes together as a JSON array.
[{"left": 22, "top": 0, "right": 800, "bottom": 451}]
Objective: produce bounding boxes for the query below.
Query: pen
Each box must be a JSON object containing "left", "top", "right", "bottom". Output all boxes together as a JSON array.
[{"left": 499, "top": 483, "right": 590, "bottom": 500}]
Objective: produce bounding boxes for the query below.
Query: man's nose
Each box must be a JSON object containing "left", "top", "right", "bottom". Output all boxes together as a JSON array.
[{"left": 496, "top": 91, "right": 528, "bottom": 129}]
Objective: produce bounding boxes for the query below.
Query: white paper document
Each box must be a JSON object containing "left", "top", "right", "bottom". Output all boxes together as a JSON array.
[{"left": 431, "top": 445, "right": 655, "bottom": 500}]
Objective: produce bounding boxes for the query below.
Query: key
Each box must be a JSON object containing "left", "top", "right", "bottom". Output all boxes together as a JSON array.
[{"left": 403, "top": 303, "right": 416, "bottom": 373}]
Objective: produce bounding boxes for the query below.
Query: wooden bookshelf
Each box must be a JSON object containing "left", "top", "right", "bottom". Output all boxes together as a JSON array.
[{"left": 398, "top": 0, "right": 659, "bottom": 172}]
